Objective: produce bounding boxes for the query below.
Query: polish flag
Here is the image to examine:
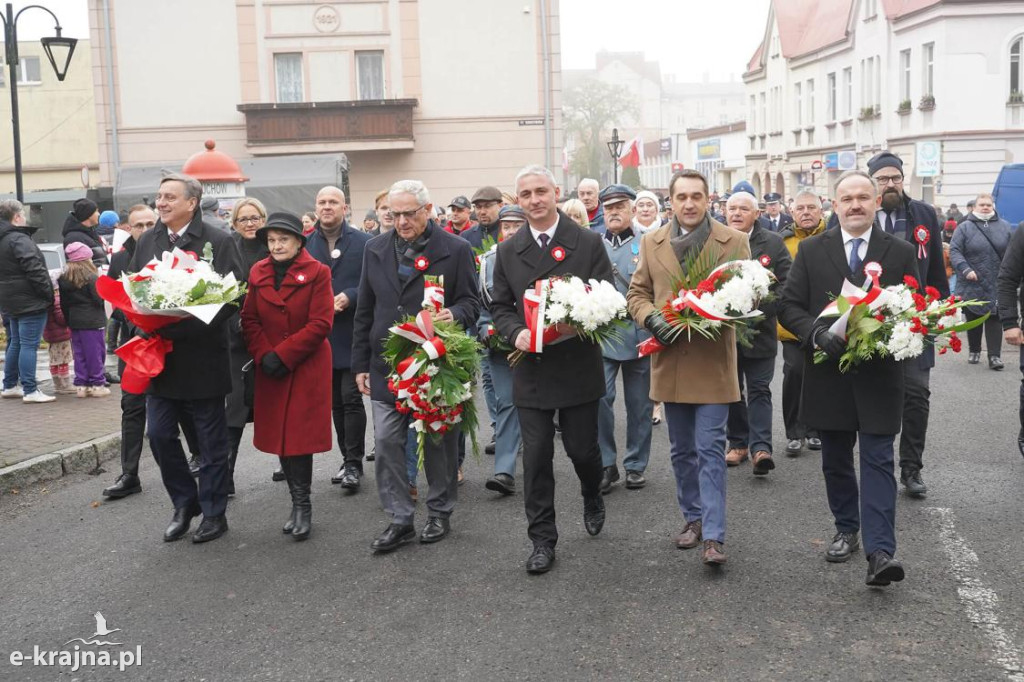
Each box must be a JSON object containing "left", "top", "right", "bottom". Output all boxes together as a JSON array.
[{"left": 618, "top": 136, "right": 644, "bottom": 168}]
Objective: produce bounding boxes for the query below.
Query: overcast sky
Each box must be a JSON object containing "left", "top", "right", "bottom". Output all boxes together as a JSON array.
[
  {"left": 560, "top": 0, "right": 770, "bottom": 83},
  {"left": 4, "top": 0, "right": 90, "bottom": 40}
]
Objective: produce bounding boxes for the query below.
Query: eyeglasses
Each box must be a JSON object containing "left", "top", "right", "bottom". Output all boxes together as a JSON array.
[
  {"left": 391, "top": 204, "right": 426, "bottom": 220},
  {"left": 875, "top": 175, "right": 904, "bottom": 186},
  {"left": 235, "top": 216, "right": 263, "bottom": 225}
]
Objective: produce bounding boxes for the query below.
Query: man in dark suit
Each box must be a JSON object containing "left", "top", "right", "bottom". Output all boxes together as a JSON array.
[
  {"left": 306, "top": 186, "right": 372, "bottom": 492},
  {"left": 867, "top": 151, "right": 950, "bottom": 498},
  {"left": 129, "top": 173, "right": 244, "bottom": 544},
  {"left": 779, "top": 170, "right": 918, "bottom": 587},
  {"left": 352, "top": 180, "right": 480, "bottom": 553},
  {"left": 762, "top": 193, "right": 793, "bottom": 233},
  {"left": 490, "top": 164, "right": 615, "bottom": 574}
]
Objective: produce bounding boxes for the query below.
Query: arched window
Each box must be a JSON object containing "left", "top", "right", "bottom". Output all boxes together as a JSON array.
[{"left": 1012, "top": 36, "right": 1023, "bottom": 96}]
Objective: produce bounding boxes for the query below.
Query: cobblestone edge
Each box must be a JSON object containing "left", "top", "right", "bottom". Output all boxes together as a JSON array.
[{"left": 0, "top": 433, "right": 120, "bottom": 495}]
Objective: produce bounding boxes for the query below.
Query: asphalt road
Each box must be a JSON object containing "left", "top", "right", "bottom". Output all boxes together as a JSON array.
[{"left": 1, "top": 350, "right": 1023, "bottom": 681}]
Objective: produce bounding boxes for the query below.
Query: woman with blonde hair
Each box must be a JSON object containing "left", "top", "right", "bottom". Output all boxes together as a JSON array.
[{"left": 561, "top": 198, "right": 589, "bottom": 228}]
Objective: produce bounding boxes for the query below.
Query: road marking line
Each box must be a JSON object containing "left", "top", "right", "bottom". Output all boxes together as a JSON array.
[{"left": 927, "top": 507, "right": 1024, "bottom": 682}]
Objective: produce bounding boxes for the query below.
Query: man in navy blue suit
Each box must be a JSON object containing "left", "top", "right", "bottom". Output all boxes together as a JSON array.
[
  {"left": 779, "top": 170, "right": 918, "bottom": 587},
  {"left": 305, "top": 186, "right": 372, "bottom": 491}
]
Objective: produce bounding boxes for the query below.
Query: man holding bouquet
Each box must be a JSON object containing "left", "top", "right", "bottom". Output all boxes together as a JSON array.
[
  {"left": 490, "top": 164, "right": 615, "bottom": 574},
  {"left": 626, "top": 169, "right": 749, "bottom": 567},
  {"left": 129, "top": 173, "right": 243, "bottom": 544},
  {"left": 778, "top": 170, "right": 918, "bottom": 587}
]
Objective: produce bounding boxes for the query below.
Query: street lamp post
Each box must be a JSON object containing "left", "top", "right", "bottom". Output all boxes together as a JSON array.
[
  {"left": 606, "top": 127, "right": 623, "bottom": 185},
  {"left": 1, "top": 3, "right": 78, "bottom": 201}
]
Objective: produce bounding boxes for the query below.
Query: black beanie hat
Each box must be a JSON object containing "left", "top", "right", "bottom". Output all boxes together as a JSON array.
[
  {"left": 866, "top": 151, "right": 903, "bottom": 177},
  {"left": 72, "top": 198, "right": 98, "bottom": 222}
]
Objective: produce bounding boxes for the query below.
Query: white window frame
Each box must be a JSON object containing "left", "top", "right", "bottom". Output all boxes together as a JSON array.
[
  {"left": 843, "top": 67, "right": 853, "bottom": 118},
  {"left": 355, "top": 50, "right": 386, "bottom": 100},
  {"left": 16, "top": 56, "right": 42, "bottom": 85},
  {"left": 900, "top": 49, "right": 912, "bottom": 102},
  {"left": 274, "top": 52, "right": 304, "bottom": 104},
  {"left": 922, "top": 42, "right": 934, "bottom": 96},
  {"left": 1012, "top": 36, "right": 1023, "bottom": 96},
  {"left": 807, "top": 79, "right": 815, "bottom": 123},
  {"left": 795, "top": 82, "right": 802, "bottom": 127},
  {"left": 827, "top": 72, "right": 837, "bottom": 121}
]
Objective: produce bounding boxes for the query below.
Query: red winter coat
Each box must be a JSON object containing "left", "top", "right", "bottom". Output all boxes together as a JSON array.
[{"left": 241, "top": 249, "right": 333, "bottom": 456}]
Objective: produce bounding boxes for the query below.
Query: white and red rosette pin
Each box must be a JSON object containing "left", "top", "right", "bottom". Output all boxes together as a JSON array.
[
  {"left": 913, "top": 225, "right": 930, "bottom": 258},
  {"left": 758, "top": 254, "right": 772, "bottom": 267},
  {"left": 863, "top": 261, "right": 883, "bottom": 284},
  {"left": 551, "top": 246, "right": 566, "bottom": 262},
  {"left": 414, "top": 256, "right": 430, "bottom": 271}
]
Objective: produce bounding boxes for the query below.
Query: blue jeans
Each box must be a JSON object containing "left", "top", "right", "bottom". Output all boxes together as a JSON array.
[
  {"left": 488, "top": 352, "right": 521, "bottom": 477},
  {"left": 3, "top": 311, "right": 47, "bottom": 394},
  {"left": 405, "top": 429, "right": 418, "bottom": 485},
  {"left": 480, "top": 352, "right": 497, "bottom": 431},
  {"left": 665, "top": 402, "right": 729, "bottom": 543},
  {"left": 598, "top": 357, "right": 653, "bottom": 471}
]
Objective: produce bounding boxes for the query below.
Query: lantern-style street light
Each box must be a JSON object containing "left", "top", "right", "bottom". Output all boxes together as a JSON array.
[
  {"left": 606, "top": 127, "right": 623, "bottom": 185},
  {"left": 2, "top": 3, "right": 78, "bottom": 201}
]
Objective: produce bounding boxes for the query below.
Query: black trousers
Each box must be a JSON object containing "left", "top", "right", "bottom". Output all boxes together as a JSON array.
[
  {"left": 332, "top": 368, "right": 366, "bottom": 470},
  {"left": 781, "top": 340, "right": 816, "bottom": 440},
  {"left": 120, "top": 390, "right": 201, "bottom": 477},
  {"left": 965, "top": 309, "right": 1003, "bottom": 357},
  {"left": 147, "top": 395, "right": 229, "bottom": 518},
  {"left": 518, "top": 400, "right": 603, "bottom": 548},
  {"left": 898, "top": 361, "right": 930, "bottom": 473}
]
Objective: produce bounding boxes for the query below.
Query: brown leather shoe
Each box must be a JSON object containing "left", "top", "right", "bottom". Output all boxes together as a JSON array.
[
  {"left": 675, "top": 520, "right": 702, "bottom": 549},
  {"left": 752, "top": 450, "right": 775, "bottom": 476},
  {"left": 701, "top": 540, "right": 727, "bottom": 565},
  {"left": 725, "top": 447, "right": 749, "bottom": 467}
]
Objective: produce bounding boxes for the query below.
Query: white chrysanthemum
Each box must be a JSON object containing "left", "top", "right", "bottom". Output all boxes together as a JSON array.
[{"left": 885, "top": 321, "right": 925, "bottom": 360}]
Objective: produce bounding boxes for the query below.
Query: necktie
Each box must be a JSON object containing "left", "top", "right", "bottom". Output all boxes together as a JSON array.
[
  {"left": 848, "top": 237, "right": 864, "bottom": 275},
  {"left": 169, "top": 231, "right": 180, "bottom": 245},
  {"left": 538, "top": 233, "right": 550, "bottom": 250},
  {"left": 885, "top": 213, "right": 895, "bottom": 234}
]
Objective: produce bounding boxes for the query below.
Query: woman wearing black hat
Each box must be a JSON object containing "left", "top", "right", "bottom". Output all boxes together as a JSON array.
[
  {"left": 62, "top": 198, "right": 108, "bottom": 268},
  {"left": 241, "top": 212, "right": 334, "bottom": 540}
]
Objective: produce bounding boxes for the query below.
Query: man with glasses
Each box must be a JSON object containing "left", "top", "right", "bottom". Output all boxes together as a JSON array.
[
  {"left": 353, "top": 180, "right": 480, "bottom": 553},
  {"left": 306, "top": 186, "right": 372, "bottom": 492},
  {"left": 866, "top": 152, "right": 948, "bottom": 499}
]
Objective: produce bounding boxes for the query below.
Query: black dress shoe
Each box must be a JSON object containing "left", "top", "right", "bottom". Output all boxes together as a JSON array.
[
  {"left": 989, "top": 356, "right": 1005, "bottom": 371},
  {"left": 866, "top": 551, "right": 905, "bottom": 586},
  {"left": 188, "top": 456, "right": 201, "bottom": 478},
  {"left": 807, "top": 437, "right": 822, "bottom": 451},
  {"left": 968, "top": 352, "right": 981, "bottom": 364},
  {"left": 339, "top": 464, "right": 362, "bottom": 490},
  {"left": 485, "top": 473, "right": 515, "bottom": 495},
  {"left": 365, "top": 447, "right": 375, "bottom": 462},
  {"left": 825, "top": 531, "right": 859, "bottom": 563},
  {"left": 272, "top": 466, "right": 286, "bottom": 482},
  {"left": 104, "top": 371, "right": 120, "bottom": 385},
  {"left": 102, "top": 473, "right": 141, "bottom": 499},
  {"left": 624, "top": 470, "right": 646, "bottom": 489},
  {"left": 330, "top": 466, "right": 346, "bottom": 484},
  {"left": 583, "top": 495, "right": 605, "bottom": 536},
  {"left": 485, "top": 438, "right": 496, "bottom": 456},
  {"left": 419, "top": 516, "right": 450, "bottom": 543},
  {"left": 163, "top": 504, "right": 200, "bottom": 542},
  {"left": 599, "top": 466, "right": 620, "bottom": 494},
  {"left": 526, "top": 545, "right": 556, "bottom": 574},
  {"left": 192, "top": 515, "right": 228, "bottom": 543},
  {"left": 901, "top": 469, "right": 928, "bottom": 498},
  {"left": 371, "top": 523, "right": 416, "bottom": 553},
  {"left": 785, "top": 438, "right": 804, "bottom": 456}
]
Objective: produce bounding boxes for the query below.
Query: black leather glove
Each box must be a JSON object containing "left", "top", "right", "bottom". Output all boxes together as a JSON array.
[
  {"left": 645, "top": 312, "right": 678, "bottom": 346},
  {"left": 814, "top": 327, "right": 847, "bottom": 360},
  {"left": 260, "top": 351, "right": 290, "bottom": 379}
]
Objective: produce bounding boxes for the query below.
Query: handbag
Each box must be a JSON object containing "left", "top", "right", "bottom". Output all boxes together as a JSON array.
[{"left": 242, "top": 359, "right": 255, "bottom": 408}]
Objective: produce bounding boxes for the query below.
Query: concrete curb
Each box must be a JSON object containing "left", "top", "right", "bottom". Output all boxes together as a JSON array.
[{"left": 0, "top": 432, "right": 121, "bottom": 495}]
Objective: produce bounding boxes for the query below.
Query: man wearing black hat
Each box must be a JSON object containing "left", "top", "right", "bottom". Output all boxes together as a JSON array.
[
  {"left": 762, "top": 193, "right": 793, "bottom": 233},
  {"left": 866, "top": 150, "right": 949, "bottom": 498},
  {"left": 596, "top": 184, "right": 653, "bottom": 493},
  {"left": 445, "top": 196, "right": 475, "bottom": 235},
  {"left": 306, "top": 185, "right": 372, "bottom": 491},
  {"left": 460, "top": 186, "right": 503, "bottom": 249},
  {"left": 130, "top": 173, "right": 244, "bottom": 544},
  {"left": 62, "top": 198, "right": 108, "bottom": 267}
]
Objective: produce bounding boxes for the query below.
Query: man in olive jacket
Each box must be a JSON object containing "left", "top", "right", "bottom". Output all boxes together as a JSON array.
[
  {"left": 129, "top": 174, "right": 243, "bottom": 545},
  {"left": 490, "top": 165, "right": 614, "bottom": 575}
]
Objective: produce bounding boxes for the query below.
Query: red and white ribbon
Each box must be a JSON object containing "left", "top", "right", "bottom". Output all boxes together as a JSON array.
[
  {"left": 129, "top": 247, "right": 199, "bottom": 282},
  {"left": 389, "top": 310, "right": 447, "bottom": 360},
  {"left": 422, "top": 280, "right": 445, "bottom": 313},
  {"left": 522, "top": 280, "right": 571, "bottom": 353},
  {"left": 670, "top": 261, "right": 762, "bottom": 323},
  {"left": 815, "top": 267, "right": 892, "bottom": 339}
]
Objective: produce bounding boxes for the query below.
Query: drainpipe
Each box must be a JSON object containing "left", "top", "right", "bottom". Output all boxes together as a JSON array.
[
  {"left": 102, "top": 0, "right": 120, "bottom": 194},
  {"left": 539, "top": 0, "right": 552, "bottom": 173}
]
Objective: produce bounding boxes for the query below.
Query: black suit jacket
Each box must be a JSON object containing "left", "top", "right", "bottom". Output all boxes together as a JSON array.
[
  {"left": 306, "top": 221, "right": 371, "bottom": 369},
  {"left": 490, "top": 211, "right": 615, "bottom": 410},
  {"left": 778, "top": 226, "right": 918, "bottom": 434},
  {"left": 741, "top": 223, "right": 791, "bottom": 359},
  {"left": 351, "top": 223, "right": 480, "bottom": 403},
  {"left": 129, "top": 211, "right": 244, "bottom": 401}
]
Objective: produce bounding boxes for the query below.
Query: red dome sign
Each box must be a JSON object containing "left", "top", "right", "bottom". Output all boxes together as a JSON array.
[{"left": 182, "top": 140, "right": 249, "bottom": 182}]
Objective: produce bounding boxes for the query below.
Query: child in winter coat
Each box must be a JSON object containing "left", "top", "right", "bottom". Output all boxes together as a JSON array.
[
  {"left": 44, "top": 269, "right": 75, "bottom": 394},
  {"left": 59, "top": 243, "right": 110, "bottom": 398}
]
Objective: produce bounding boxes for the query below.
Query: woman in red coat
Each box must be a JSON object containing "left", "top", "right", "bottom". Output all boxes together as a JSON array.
[{"left": 241, "top": 212, "right": 333, "bottom": 540}]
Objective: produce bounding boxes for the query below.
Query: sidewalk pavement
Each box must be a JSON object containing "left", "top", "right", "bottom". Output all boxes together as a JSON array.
[{"left": 0, "top": 365, "right": 123, "bottom": 494}]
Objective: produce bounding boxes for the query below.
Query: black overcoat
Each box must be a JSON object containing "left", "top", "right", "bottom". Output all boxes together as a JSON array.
[
  {"left": 490, "top": 211, "right": 615, "bottom": 410},
  {"left": 778, "top": 226, "right": 918, "bottom": 434}
]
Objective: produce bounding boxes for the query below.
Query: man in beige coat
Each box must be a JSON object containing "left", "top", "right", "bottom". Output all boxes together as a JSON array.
[{"left": 627, "top": 170, "right": 750, "bottom": 566}]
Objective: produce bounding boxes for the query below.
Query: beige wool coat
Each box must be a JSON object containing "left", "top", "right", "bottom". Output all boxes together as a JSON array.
[{"left": 626, "top": 218, "right": 751, "bottom": 405}]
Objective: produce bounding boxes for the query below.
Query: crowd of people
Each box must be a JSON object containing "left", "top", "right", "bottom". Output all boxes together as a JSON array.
[{"left": 2, "top": 148, "right": 1023, "bottom": 589}]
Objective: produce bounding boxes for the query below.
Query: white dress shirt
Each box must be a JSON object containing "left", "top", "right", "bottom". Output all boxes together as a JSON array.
[
  {"left": 529, "top": 215, "right": 559, "bottom": 249},
  {"left": 840, "top": 227, "right": 871, "bottom": 264}
]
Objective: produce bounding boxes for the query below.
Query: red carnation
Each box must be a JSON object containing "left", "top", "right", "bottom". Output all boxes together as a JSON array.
[
  {"left": 904, "top": 275, "right": 920, "bottom": 290},
  {"left": 696, "top": 280, "right": 716, "bottom": 295},
  {"left": 925, "top": 286, "right": 941, "bottom": 301},
  {"left": 949, "top": 332, "right": 962, "bottom": 352},
  {"left": 912, "top": 293, "right": 927, "bottom": 311},
  {"left": 874, "top": 314, "right": 885, "bottom": 322}
]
